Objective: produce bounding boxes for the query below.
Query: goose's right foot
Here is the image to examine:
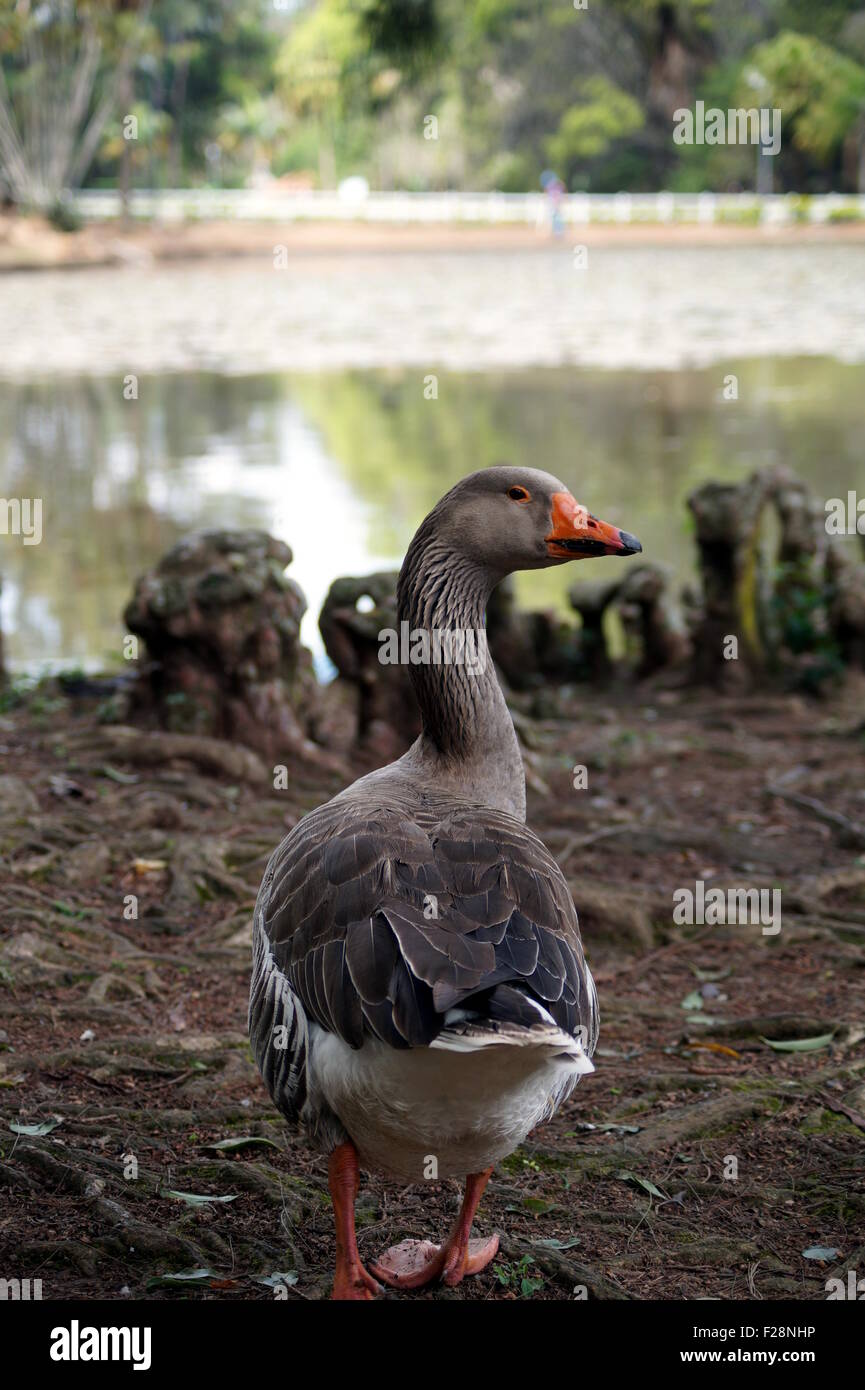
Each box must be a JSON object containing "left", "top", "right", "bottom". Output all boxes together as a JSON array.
[
  {"left": 328, "top": 1141, "right": 382, "bottom": 1301},
  {"left": 332, "top": 1260, "right": 382, "bottom": 1301}
]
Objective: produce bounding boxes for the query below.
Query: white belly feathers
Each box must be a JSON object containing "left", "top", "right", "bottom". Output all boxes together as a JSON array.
[{"left": 308, "top": 1023, "right": 592, "bottom": 1181}]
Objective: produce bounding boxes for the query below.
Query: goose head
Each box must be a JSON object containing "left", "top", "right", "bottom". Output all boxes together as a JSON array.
[{"left": 427, "top": 465, "right": 641, "bottom": 579}]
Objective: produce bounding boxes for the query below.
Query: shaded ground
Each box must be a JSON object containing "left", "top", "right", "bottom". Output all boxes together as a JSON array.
[{"left": 1, "top": 680, "right": 864, "bottom": 1301}]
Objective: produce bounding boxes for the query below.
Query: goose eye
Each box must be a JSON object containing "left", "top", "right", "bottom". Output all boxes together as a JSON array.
[{"left": 507, "top": 486, "right": 531, "bottom": 503}]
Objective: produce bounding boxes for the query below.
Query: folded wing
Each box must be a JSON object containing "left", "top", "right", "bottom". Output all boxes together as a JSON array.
[{"left": 257, "top": 795, "right": 598, "bottom": 1060}]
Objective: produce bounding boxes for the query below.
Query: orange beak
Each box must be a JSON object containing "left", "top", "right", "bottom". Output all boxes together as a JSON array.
[{"left": 545, "top": 491, "right": 642, "bottom": 560}]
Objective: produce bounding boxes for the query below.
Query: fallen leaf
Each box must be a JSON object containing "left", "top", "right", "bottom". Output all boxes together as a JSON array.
[
  {"left": 615, "top": 1170, "right": 666, "bottom": 1200},
  {"left": 761, "top": 1033, "right": 835, "bottom": 1053},
  {"left": 566, "top": 1122, "right": 641, "bottom": 1134},
  {"left": 204, "top": 1135, "right": 281, "bottom": 1153},
  {"left": 133, "top": 858, "right": 168, "bottom": 875},
  {"left": 100, "top": 765, "right": 139, "bottom": 785},
  {"left": 522, "top": 1197, "right": 557, "bottom": 1216},
  {"left": 684, "top": 1041, "right": 741, "bottom": 1060},
  {"left": 146, "top": 1268, "right": 221, "bottom": 1289},
  {"left": 9, "top": 1119, "right": 62, "bottom": 1136},
  {"left": 161, "top": 1189, "right": 237, "bottom": 1207}
]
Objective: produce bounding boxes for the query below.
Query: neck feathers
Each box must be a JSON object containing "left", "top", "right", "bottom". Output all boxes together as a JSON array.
[{"left": 396, "top": 529, "right": 525, "bottom": 819}]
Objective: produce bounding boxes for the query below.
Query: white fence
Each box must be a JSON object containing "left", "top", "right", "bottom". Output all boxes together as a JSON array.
[{"left": 71, "top": 188, "right": 865, "bottom": 226}]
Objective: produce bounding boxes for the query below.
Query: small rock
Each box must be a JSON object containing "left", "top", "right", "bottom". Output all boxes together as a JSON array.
[
  {"left": 49, "top": 773, "right": 85, "bottom": 798},
  {"left": 0, "top": 775, "right": 39, "bottom": 817},
  {"left": 66, "top": 839, "right": 111, "bottom": 883}
]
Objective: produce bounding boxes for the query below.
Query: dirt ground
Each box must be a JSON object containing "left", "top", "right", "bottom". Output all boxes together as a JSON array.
[
  {"left": 0, "top": 678, "right": 863, "bottom": 1301},
  {"left": 2, "top": 209, "right": 865, "bottom": 273}
]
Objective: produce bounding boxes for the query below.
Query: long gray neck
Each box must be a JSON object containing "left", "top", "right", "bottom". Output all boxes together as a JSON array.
[{"left": 396, "top": 532, "right": 526, "bottom": 821}]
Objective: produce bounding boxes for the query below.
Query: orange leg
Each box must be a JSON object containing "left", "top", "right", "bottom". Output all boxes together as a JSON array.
[
  {"left": 328, "top": 1141, "right": 381, "bottom": 1301},
  {"left": 369, "top": 1166, "right": 499, "bottom": 1290}
]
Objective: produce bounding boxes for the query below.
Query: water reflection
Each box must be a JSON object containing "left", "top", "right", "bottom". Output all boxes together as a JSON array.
[{"left": 1, "top": 360, "right": 862, "bottom": 673}]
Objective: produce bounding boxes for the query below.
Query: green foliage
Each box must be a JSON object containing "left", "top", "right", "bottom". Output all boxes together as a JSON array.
[
  {"left": 827, "top": 201, "right": 865, "bottom": 220},
  {"left": 769, "top": 562, "right": 846, "bottom": 692},
  {"left": 744, "top": 29, "right": 865, "bottom": 162},
  {"left": 776, "top": 0, "right": 865, "bottom": 49},
  {"left": 360, "top": 0, "right": 442, "bottom": 63},
  {"left": 546, "top": 77, "right": 644, "bottom": 179},
  {"left": 492, "top": 1254, "right": 544, "bottom": 1297},
  {"left": 0, "top": 678, "right": 26, "bottom": 714},
  {"left": 46, "top": 199, "right": 83, "bottom": 233},
  {"left": 5, "top": 0, "right": 865, "bottom": 198},
  {"left": 275, "top": 1, "right": 364, "bottom": 121}
]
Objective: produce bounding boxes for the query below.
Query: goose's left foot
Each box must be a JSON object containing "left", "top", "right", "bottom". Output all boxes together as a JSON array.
[
  {"left": 370, "top": 1167, "right": 499, "bottom": 1290},
  {"left": 370, "top": 1234, "right": 499, "bottom": 1288}
]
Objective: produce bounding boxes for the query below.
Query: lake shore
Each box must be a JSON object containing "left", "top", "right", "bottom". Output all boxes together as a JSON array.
[{"left": 2, "top": 210, "right": 865, "bottom": 273}]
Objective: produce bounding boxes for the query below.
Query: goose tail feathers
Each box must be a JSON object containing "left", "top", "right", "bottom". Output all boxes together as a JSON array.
[{"left": 430, "top": 984, "right": 595, "bottom": 1071}]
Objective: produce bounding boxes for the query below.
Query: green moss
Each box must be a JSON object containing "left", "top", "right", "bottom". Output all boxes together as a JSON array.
[
  {"left": 500, "top": 1149, "right": 531, "bottom": 1175},
  {"left": 614, "top": 1099, "right": 652, "bottom": 1117},
  {"left": 799, "top": 1107, "right": 862, "bottom": 1137}
]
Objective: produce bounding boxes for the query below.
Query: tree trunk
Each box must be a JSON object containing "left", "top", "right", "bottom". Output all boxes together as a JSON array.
[
  {"left": 118, "top": 69, "right": 132, "bottom": 226},
  {"left": 318, "top": 119, "right": 336, "bottom": 189},
  {"left": 168, "top": 58, "right": 190, "bottom": 189}
]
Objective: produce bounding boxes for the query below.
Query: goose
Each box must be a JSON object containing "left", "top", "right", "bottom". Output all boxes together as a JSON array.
[{"left": 249, "top": 467, "right": 641, "bottom": 1299}]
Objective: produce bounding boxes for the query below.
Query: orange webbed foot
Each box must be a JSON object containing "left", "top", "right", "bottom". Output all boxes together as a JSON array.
[
  {"left": 370, "top": 1232, "right": 499, "bottom": 1290},
  {"left": 443, "top": 1233, "right": 499, "bottom": 1286},
  {"left": 331, "top": 1262, "right": 382, "bottom": 1301},
  {"left": 369, "top": 1239, "right": 444, "bottom": 1289}
]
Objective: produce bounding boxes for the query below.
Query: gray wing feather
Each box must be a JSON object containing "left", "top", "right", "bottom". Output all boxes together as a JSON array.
[
  {"left": 250, "top": 791, "right": 599, "bottom": 1068},
  {"left": 248, "top": 903, "right": 308, "bottom": 1122}
]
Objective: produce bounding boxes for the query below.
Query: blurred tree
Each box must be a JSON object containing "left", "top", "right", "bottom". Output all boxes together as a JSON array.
[
  {"left": 86, "top": 1, "right": 280, "bottom": 193},
  {"left": 546, "top": 76, "right": 644, "bottom": 176},
  {"left": 5, "top": 0, "right": 865, "bottom": 201},
  {"left": 100, "top": 100, "right": 171, "bottom": 213},
  {"left": 275, "top": 0, "right": 365, "bottom": 186},
  {"left": 744, "top": 29, "right": 865, "bottom": 190},
  {"left": 360, "top": 0, "right": 441, "bottom": 63},
  {"left": 0, "top": 0, "right": 152, "bottom": 212},
  {"left": 159, "top": 0, "right": 278, "bottom": 184}
]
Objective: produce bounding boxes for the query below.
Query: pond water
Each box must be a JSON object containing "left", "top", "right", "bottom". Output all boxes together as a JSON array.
[{"left": 1, "top": 355, "right": 862, "bottom": 673}]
